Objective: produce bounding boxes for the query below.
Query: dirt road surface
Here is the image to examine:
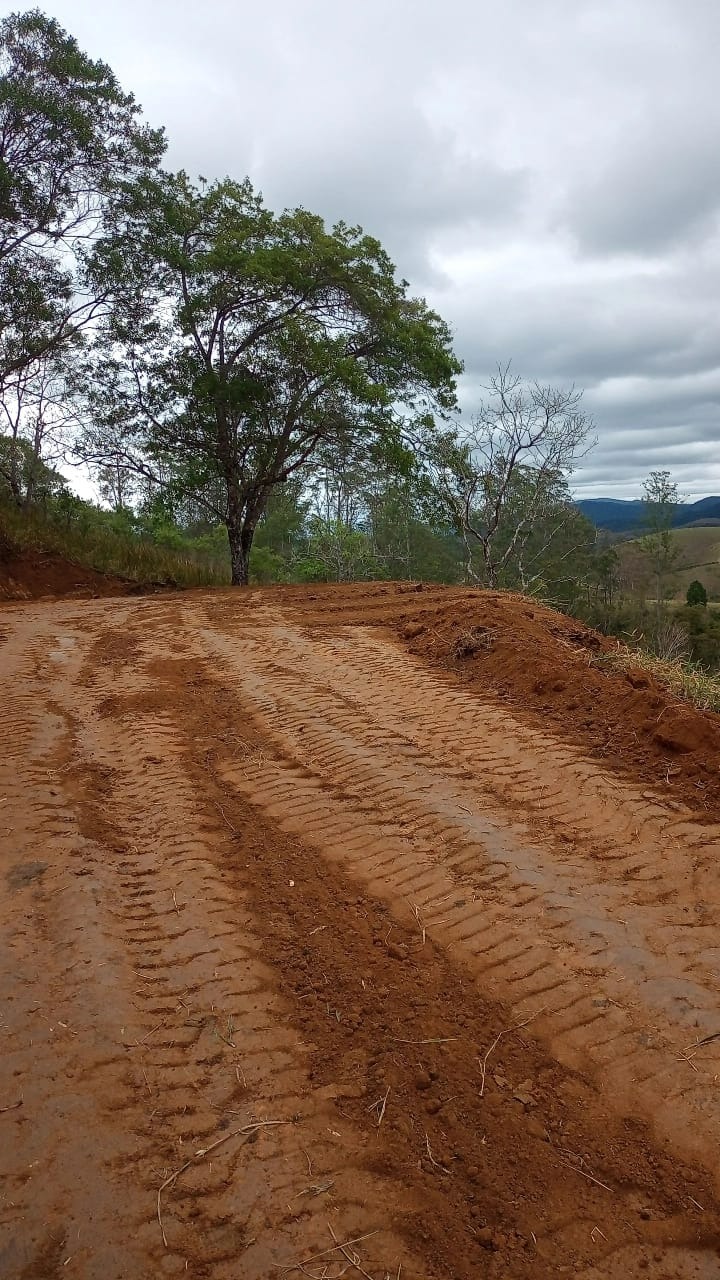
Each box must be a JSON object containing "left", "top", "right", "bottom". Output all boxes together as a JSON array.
[{"left": 3, "top": 584, "right": 720, "bottom": 1279}]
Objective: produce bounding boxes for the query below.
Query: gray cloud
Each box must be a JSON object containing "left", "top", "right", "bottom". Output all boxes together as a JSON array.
[
  {"left": 257, "top": 111, "right": 528, "bottom": 284},
  {"left": 564, "top": 130, "right": 720, "bottom": 256},
  {"left": 39, "top": 0, "right": 720, "bottom": 497}
]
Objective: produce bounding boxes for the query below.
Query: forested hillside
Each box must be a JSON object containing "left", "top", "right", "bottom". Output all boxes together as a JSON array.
[{"left": 578, "top": 495, "right": 720, "bottom": 532}]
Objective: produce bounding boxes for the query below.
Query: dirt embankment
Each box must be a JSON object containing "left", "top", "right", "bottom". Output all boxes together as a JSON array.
[
  {"left": 0, "top": 533, "right": 141, "bottom": 600},
  {"left": 258, "top": 580, "right": 720, "bottom": 817},
  {"left": 395, "top": 587, "right": 720, "bottom": 816},
  {"left": 3, "top": 583, "right": 720, "bottom": 1280}
]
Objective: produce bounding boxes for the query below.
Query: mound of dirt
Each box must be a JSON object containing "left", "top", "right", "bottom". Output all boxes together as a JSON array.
[
  {"left": 393, "top": 589, "right": 720, "bottom": 816},
  {"left": 0, "top": 543, "right": 145, "bottom": 601},
  {"left": 257, "top": 580, "right": 720, "bottom": 816}
]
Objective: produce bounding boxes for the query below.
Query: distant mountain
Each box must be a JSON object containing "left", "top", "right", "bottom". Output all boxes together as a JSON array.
[
  {"left": 684, "top": 496, "right": 720, "bottom": 524},
  {"left": 576, "top": 496, "right": 720, "bottom": 533},
  {"left": 576, "top": 499, "right": 645, "bottom": 531}
]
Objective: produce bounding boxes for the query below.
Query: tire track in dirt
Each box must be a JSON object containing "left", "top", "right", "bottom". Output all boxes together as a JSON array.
[
  {"left": 0, "top": 609, "right": 161, "bottom": 1279},
  {"left": 4, "top": 592, "right": 720, "bottom": 1279},
  {"left": 107, "top": 608, "right": 720, "bottom": 1279},
  {"left": 0, "top": 602, "right": 426, "bottom": 1280},
  {"left": 190, "top": 600, "right": 720, "bottom": 1190}
]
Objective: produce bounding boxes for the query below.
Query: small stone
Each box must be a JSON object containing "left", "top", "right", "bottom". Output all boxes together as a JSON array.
[
  {"left": 387, "top": 942, "right": 409, "bottom": 961},
  {"left": 513, "top": 1085, "right": 535, "bottom": 1107},
  {"left": 526, "top": 1117, "right": 548, "bottom": 1140},
  {"left": 415, "top": 1070, "right": 432, "bottom": 1091},
  {"left": 477, "top": 1227, "right": 495, "bottom": 1249}
]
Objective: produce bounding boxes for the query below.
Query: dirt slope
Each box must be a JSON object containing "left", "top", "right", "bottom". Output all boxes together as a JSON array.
[
  {"left": 0, "top": 537, "right": 141, "bottom": 600},
  {"left": 2, "top": 584, "right": 720, "bottom": 1280}
]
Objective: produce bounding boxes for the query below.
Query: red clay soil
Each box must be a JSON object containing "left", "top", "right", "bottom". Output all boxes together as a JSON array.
[
  {"left": 0, "top": 542, "right": 142, "bottom": 600},
  {"left": 3, "top": 582, "right": 720, "bottom": 1280},
  {"left": 276, "top": 580, "right": 720, "bottom": 820},
  {"left": 396, "top": 586, "right": 720, "bottom": 819}
]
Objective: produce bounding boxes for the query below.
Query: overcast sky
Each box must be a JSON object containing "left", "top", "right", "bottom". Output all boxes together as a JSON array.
[{"left": 29, "top": 0, "right": 720, "bottom": 498}]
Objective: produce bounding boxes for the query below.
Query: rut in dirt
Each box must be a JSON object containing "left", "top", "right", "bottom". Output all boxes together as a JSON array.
[{"left": 2, "top": 585, "right": 720, "bottom": 1280}]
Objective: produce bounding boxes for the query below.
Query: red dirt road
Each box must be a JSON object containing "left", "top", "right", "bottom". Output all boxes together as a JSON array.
[{"left": 2, "top": 584, "right": 720, "bottom": 1279}]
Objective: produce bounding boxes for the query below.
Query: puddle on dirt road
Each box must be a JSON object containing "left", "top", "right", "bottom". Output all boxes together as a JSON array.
[{"left": 48, "top": 633, "right": 76, "bottom": 663}]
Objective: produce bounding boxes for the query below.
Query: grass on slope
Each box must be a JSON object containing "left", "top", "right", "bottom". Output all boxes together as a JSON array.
[
  {"left": 0, "top": 503, "right": 231, "bottom": 589},
  {"left": 617, "top": 526, "right": 720, "bottom": 601},
  {"left": 598, "top": 645, "right": 720, "bottom": 714}
]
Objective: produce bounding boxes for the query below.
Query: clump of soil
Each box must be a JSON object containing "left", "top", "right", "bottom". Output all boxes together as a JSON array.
[{"left": 652, "top": 706, "right": 719, "bottom": 755}]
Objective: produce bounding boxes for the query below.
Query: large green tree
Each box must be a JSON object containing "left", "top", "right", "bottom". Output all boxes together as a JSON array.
[
  {"left": 81, "top": 175, "right": 461, "bottom": 584},
  {"left": 0, "top": 9, "right": 164, "bottom": 389}
]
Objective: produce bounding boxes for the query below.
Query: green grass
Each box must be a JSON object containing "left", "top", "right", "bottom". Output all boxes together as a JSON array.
[{"left": 0, "top": 502, "right": 231, "bottom": 588}]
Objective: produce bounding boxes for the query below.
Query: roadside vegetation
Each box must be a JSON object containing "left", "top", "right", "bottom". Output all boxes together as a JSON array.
[
  {"left": 598, "top": 645, "right": 720, "bottom": 715},
  {"left": 0, "top": 494, "right": 229, "bottom": 588}
]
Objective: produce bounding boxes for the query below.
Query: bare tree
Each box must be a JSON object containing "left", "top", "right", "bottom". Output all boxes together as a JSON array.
[
  {"left": 430, "top": 365, "right": 595, "bottom": 587},
  {"left": 639, "top": 470, "right": 679, "bottom": 633}
]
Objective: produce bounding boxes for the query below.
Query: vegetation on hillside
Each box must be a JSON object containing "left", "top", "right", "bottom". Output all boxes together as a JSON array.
[{"left": 0, "top": 489, "right": 230, "bottom": 587}]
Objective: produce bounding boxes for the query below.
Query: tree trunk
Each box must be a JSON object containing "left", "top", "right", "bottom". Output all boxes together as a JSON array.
[
  {"left": 227, "top": 517, "right": 255, "bottom": 586},
  {"left": 482, "top": 540, "right": 497, "bottom": 588}
]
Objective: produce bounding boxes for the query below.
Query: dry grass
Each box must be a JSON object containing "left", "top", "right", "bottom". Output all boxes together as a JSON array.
[{"left": 598, "top": 646, "right": 720, "bottom": 714}]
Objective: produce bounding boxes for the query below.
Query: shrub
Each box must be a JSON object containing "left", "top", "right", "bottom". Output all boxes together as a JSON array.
[
  {"left": 676, "top": 604, "right": 720, "bottom": 670},
  {"left": 686, "top": 579, "right": 708, "bottom": 607}
]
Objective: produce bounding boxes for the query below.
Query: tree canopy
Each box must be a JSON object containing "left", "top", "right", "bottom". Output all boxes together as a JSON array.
[
  {"left": 81, "top": 175, "right": 462, "bottom": 582},
  {"left": 0, "top": 8, "right": 164, "bottom": 389}
]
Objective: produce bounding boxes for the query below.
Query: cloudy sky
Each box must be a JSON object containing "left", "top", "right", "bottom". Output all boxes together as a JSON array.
[{"left": 33, "top": 0, "right": 720, "bottom": 497}]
